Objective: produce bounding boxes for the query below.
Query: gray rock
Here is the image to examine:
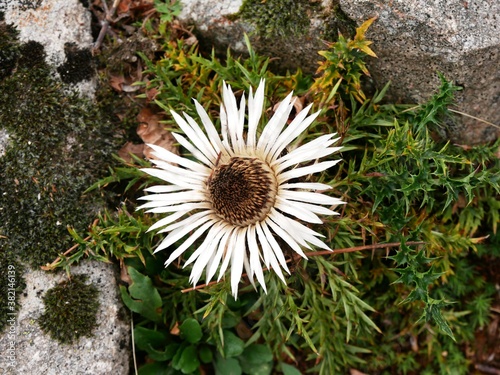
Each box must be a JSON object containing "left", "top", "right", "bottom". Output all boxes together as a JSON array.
[
  {"left": 1, "top": 1, "right": 130, "bottom": 374},
  {"left": 0, "top": 129, "right": 9, "bottom": 157},
  {"left": 340, "top": 0, "right": 500, "bottom": 144},
  {"left": 0, "top": 261, "right": 130, "bottom": 375},
  {"left": 177, "top": 0, "right": 500, "bottom": 144},
  {"left": 3, "top": 0, "right": 96, "bottom": 97}
]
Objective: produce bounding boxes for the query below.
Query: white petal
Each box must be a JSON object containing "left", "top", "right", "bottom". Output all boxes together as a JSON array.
[
  {"left": 184, "top": 222, "right": 227, "bottom": 267},
  {"left": 247, "top": 79, "right": 265, "bottom": 149},
  {"left": 276, "top": 133, "right": 340, "bottom": 164},
  {"left": 183, "top": 112, "right": 220, "bottom": 160},
  {"left": 275, "top": 147, "right": 342, "bottom": 174},
  {"left": 230, "top": 228, "right": 246, "bottom": 298},
  {"left": 235, "top": 93, "right": 246, "bottom": 153},
  {"left": 279, "top": 189, "right": 344, "bottom": 206},
  {"left": 137, "top": 190, "right": 205, "bottom": 203},
  {"left": 145, "top": 202, "right": 210, "bottom": 214},
  {"left": 278, "top": 160, "right": 341, "bottom": 183},
  {"left": 157, "top": 210, "right": 212, "bottom": 234},
  {"left": 193, "top": 100, "right": 226, "bottom": 154},
  {"left": 274, "top": 196, "right": 322, "bottom": 223},
  {"left": 271, "top": 208, "right": 330, "bottom": 251},
  {"left": 259, "top": 221, "right": 290, "bottom": 273},
  {"left": 256, "top": 222, "right": 287, "bottom": 282},
  {"left": 268, "top": 104, "right": 317, "bottom": 160},
  {"left": 141, "top": 168, "right": 205, "bottom": 187},
  {"left": 218, "top": 228, "right": 238, "bottom": 281},
  {"left": 145, "top": 185, "right": 189, "bottom": 193},
  {"left": 243, "top": 251, "right": 255, "bottom": 289},
  {"left": 148, "top": 143, "right": 211, "bottom": 174},
  {"left": 172, "top": 132, "right": 213, "bottom": 167},
  {"left": 188, "top": 224, "right": 228, "bottom": 286},
  {"left": 277, "top": 199, "right": 339, "bottom": 216},
  {"left": 222, "top": 82, "right": 241, "bottom": 153},
  {"left": 207, "top": 228, "right": 233, "bottom": 282},
  {"left": 266, "top": 212, "right": 308, "bottom": 258},
  {"left": 147, "top": 210, "right": 190, "bottom": 232},
  {"left": 279, "top": 182, "right": 332, "bottom": 191},
  {"left": 155, "top": 212, "right": 213, "bottom": 254},
  {"left": 247, "top": 225, "right": 266, "bottom": 293},
  {"left": 170, "top": 111, "right": 218, "bottom": 161},
  {"left": 163, "top": 220, "right": 215, "bottom": 264},
  {"left": 257, "top": 92, "right": 294, "bottom": 155}
]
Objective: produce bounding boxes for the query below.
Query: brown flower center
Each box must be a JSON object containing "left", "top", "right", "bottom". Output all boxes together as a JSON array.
[{"left": 207, "top": 157, "right": 278, "bottom": 226}]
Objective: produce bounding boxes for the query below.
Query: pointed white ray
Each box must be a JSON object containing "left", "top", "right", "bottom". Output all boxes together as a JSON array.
[
  {"left": 137, "top": 190, "right": 205, "bottom": 203},
  {"left": 275, "top": 147, "right": 342, "bottom": 174},
  {"left": 279, "top": 182, "right": 332, "bottom": 191},
  {"left": 242, "top": 251, "right": 255, "bottom": 290},
  {"left": 222, "top": 82, "right": 241, "bottom": 153},
  {"left": 193, "top": 100, "right": 226, "bottom": 154},
  {"left": 276, "top": 133, "right": 340, "bottom": 164},
  {"left": 148, "top": 143, "right": 211, "bottom": 174},
  {"left": 257, "top": 92, "right": 294, "bottom": 154},
  {"left": 176, "top": 111, "right": 219, "bottom": 161},
  {"left": 278, "top": 160, "right": 341, "bottom": 183},
  {"left": 268, "top": 106, "right": 319, "bottom": 160},
  {"left": 279, "top": 190, "right": 344, "bottom": 206},
  {"left": 276, "top": 198, "right": 339, "bottom": 216},
  {"left": 274, "top": 196, "right": 322, "bottom": 223},
  {"left": 154, "top": 213, "right": 213, "bottom": 255},
  {"left": 157, "top": 210, "right": 212, "bottom": 234},
  {"left": 218, "top": 228, "right": 238, "bottom": 281},
  {"left": 234, "top": 93, "right": 246, "bottom": 153},
  {"left": 206, "top": 228, "right": 232, "bottom": 283},
  {"left": 266, "top": 213, "right": 308, "bottom": 258},
  {"left": 230, "top": 228, "right": 246, "bottom": 297},
  {"left": 145, "top": 202, "right": 210, "bottom": 214},
  {"left": 255, "top": 222, "right": 287, "bottom": 282},
  {"left": 145, "top": 185, "right": 190, "bottom": 193},
  {"left": 146, "top": 210, "right": 191, "bottom": 232},
  {"left": 163, "top": 220, "right": 215, "bottom": 264},
  {"left": 270, "top": 208, "right": 330, "bottom": 251},
  {"left": 171, "top": 132, "right": 213, "bottom": 167},
  {"left": 247, "top": 225, "right": 266, "bottom": 293},
  {"left": 247, "top": 79, "right": 265, "bottom": 149},
  {"left": 259, "top": 221, "right": 290, "bottom": 273},
  {"left": 141, "top": 167, "right": 205, "bottom": 187}
]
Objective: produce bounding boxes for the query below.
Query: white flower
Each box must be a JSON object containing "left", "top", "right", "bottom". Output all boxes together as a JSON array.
[{"left": 138, "top": 79, "right": 344, "bottom": 297}]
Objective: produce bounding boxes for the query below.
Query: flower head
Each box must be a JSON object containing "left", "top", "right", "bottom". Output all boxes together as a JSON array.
[{"left": 138, "top": 80, "right": 344, "bottom": 297}]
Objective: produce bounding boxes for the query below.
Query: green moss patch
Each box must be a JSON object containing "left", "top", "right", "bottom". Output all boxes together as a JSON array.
[
  {"left": 38, "top": 274, "right": 100, "bottom": 344},
  {"left": 237, "top": 0, "right": 316, "bottom": 38},
  {"left": 0, "top": 23, "right": 119, "bottom": 270}
]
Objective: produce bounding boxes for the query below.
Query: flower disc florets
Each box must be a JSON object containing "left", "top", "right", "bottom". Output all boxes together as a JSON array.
[
  {"left": 207, "top": 156, "right": 277, "bottom": 227},
  {"left": 138, "top": 79, "right": 344, "bottom": 297}
]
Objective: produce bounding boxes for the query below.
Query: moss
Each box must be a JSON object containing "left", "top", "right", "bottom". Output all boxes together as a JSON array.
[
  {"left": 57, "top": 42, "right": 95, "bottom": 84},
  {"left": 38, "top": 274, "right": 99, "bottom": 344},
  {"left": 237, "top": 0, "right": 317, "bottom": 38},
  {"left": 0, "top": 22, "right": 121, "bottom": 272}
]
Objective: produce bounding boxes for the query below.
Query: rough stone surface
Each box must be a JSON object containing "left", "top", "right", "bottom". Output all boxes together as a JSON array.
[
  {"left": 339, "top": 0, "right": 500, "bottom": 144},
  {"left": 177, "top": 0, "right": 350, "bottom": 75},
  {"left": 177, "top": 0, "right": 500, "bottom": 144},
  {"left": 2, "top": 0, "right": 96, "bottom": 97},
  {"left": 0, "top": 1, "right": 130, "bottom": 374},
  {"left": 0, "top": 129, "right": 9, "bottom": 157},
  {"left": 0, "top": 261, "right": 130, "bottom": 375}
]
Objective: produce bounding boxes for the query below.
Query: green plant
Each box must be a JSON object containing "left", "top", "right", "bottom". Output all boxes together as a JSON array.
[
  {"left": 38, "top": 275, "right": 99, "bottom": 344},
  {"left": 42, "top": 10, "right": 500, "bottom": 375}
]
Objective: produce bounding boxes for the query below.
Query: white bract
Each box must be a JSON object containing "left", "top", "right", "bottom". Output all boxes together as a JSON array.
[{"left": 138, "top": 80, "right": 344, "bottom": 297}]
